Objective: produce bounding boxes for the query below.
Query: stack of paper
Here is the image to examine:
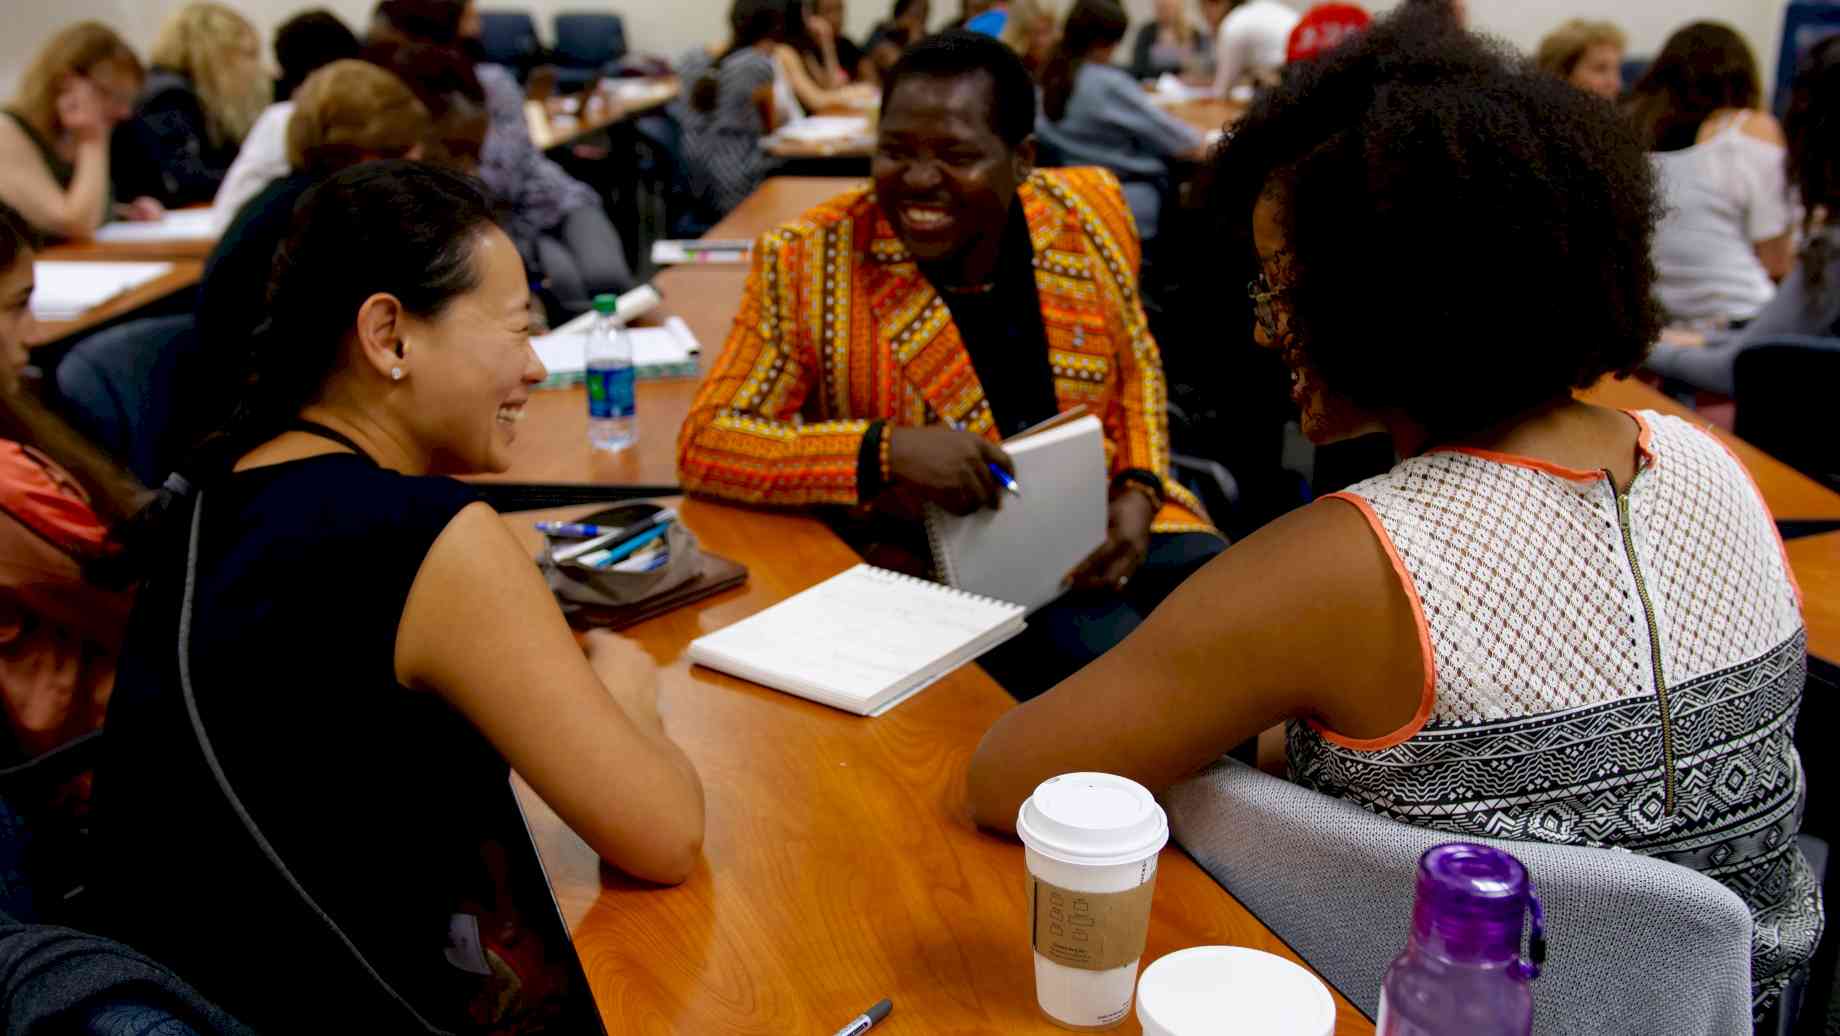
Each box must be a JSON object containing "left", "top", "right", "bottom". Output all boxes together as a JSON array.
[
  {"left": 770, "top": 115, "right": 872, "bottom": 144},
  {"left": 531, "top": 315, "right": 701, "bottom": 388},
  {"left": 30, "top": 261, "right": 174, "bottom": 321},
  {"left": 94, "top": 209, "right": 218, "bottom": 243}
]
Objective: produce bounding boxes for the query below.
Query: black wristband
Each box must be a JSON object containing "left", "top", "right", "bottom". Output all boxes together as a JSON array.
[
  {"left": 856, "top": 420, "right": 888, "bottom": 500},
  {"left": 1113, "top": 468, "right": 1166, "bottom": 505}
]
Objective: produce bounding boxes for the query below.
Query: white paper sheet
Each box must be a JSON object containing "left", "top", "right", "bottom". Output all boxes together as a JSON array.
[
  {"left": 772, "top": 115, "right": 872, "bottom": 143},
  {"left": 30, "top": 261, "right": 174, "bottom": 321},
  {"left": 93, "top": 208, "right": 217, "bottom": 243}
]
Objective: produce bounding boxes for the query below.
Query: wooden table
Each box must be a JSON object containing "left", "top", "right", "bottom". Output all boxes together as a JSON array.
[
  {"left": 505, "top": 498, "right": 1373, "bottom": 1034},
  {"left": 27, "top": 259, "right": 203, "bottom": 349},
  {"left": 40, "top": 235, "right": 215, "bottom": 263},
  {"left": 1581, "top": 376, "right": 1840, "bottom": 523},
  {"left": 1165, "top": 97, "right": 1246, "bottom": 139},
  {"left": 1787, "top": 532, "right": 1840, "bottom": 664},
  {"left": 481, "top": 178, "right": 861, "bottom": 487},
  {"left": 499, "top": 172, "right": 1374, "bottom": 1032},
  {"left": 529, "top": 76, "right": 679, "bottom": 152}
]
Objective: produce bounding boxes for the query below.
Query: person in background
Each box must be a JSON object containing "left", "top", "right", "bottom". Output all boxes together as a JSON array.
[
  {"left": 1649, "top": 34, "right": 1840, "bottom": 394},
  {"left": 366, "top": 39, "right": 489, "bottom": 173},
  {"left": 112, "top": 2, "right": 271, "bottom": 209},
  {"left": 97, "top": 161, "right": 704, "bottom": 1032},
  {"left": 861, "top": 0, "right": 930, "bottom": 82},
  {"left": 1535, "top": 18, "right": 1627, "bottom": 102},
  {"left": 998, "top": 0, "right": 1059, "bottom": 77},
  {"left": 790, "top": 0, "right": 851, "bottom": 87},
  {"left": 0, "top": 23, "right": 161, "bottom": 240},
  {"left": 196, "top": 59, "right": 430, "bottom": 427},
  {"left": 1628, "top": 22, "right": 1791, "bottom": 330},
  {"left": 1132, "top": 0, "right": 1211, "bottom": 81},
  {"left": 0, "top": 199, "right": 143, "bottom": 768},
  {"left": 770, "top": 0, "right": 883, "bottom": 117},
  {"left": 680, "top": 32, "right": 1223, "bottom": 701},
  {"left": 375, "top": 0, "right": 636, "bottom": 314},
  {"left": 1038, "top": 0, "right": 1205, "bottom": 241},
  {"left": 812, "top": 0, "right": 866, "bottom": 80},
  {"left": 679, "top": 0, "right": 789, "bottom": 218},
  {"left": 1210, "top": 0, "right": 1300, "bottom": 99},
  {"left": 966, "top": 10, "right": 1816, "bottom": 1025},
  {"left": 209, "top": 9, "right": 362, "bottom": 235},
  {"left": 861, "top": 25, "right": 915, "bottom": 84}
]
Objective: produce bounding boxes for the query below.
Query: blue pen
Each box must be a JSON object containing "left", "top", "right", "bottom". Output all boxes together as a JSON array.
[
  {"left": 585, "top": 519, "right": 673, "bottom": 568},
  {"left": 535, "top": 521, "right": 611, "bottom": 538},
  {"left": 988, "top": 462, "right": 1022, "bottom": 496}
]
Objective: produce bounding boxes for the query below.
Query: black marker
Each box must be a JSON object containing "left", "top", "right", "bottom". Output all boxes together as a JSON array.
[{"left": 832, "top": 998, "right": 892, "bottom": 1036}]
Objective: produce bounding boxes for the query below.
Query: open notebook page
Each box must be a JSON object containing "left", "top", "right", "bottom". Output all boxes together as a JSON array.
[{"left": 688, "top": 565, "right": 1025, "bottom": 715}]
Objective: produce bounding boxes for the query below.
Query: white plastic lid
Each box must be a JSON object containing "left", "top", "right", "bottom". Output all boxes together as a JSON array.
[
  {"left": 1136, "top": 946, "right": 1335, "bottom": 1036},
  {"left": 1015, "top": 772, "right": 1169, "bottom": 866}
]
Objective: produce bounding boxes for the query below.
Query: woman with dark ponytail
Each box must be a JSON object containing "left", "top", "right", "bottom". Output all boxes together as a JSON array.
[
  {"left": 676, "top": 0, "right": 789, "bottom": 218},
  {"left": 94, "top": 162, "right": 704, "bottom": 1032},
  {"left": 0, "top": 200, "right": 144, "bottom": 768},
  {"left": 1037, "top": 0, "right": 1206, "bottom": 241}
]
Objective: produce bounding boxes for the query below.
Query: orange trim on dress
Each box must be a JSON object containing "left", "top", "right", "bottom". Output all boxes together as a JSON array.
[
  {"left": 1430, "top": 446, "right": 1602, "bottom": 482},
  {"left": 1313, "top": 493, "right": 1437, "bottom": 752},
  {"left": 1429, "top": 409, "right": 1659, "bottom": 483}
]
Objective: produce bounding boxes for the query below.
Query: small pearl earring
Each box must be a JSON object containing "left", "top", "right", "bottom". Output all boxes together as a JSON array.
[{"left": 391, "top": 367, "right": 404, "bottom": 381}]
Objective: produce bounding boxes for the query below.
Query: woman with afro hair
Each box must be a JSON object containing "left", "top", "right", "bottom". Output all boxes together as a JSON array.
[{"left": 969, "top": 7, "right": 1817, "bottom": 1023}]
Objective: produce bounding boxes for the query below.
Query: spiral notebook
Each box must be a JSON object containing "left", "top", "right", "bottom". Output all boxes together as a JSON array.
[
  {"left": 924, "top": 414, "right": 1108, "bottom": 612},
  {"left": 687, "top": 564, "right": 1026, "bottom": 716}
]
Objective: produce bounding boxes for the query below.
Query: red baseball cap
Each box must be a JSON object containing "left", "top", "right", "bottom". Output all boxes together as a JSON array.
[{"left": 1287, "top": 3, "right": 1372, "bottom": 63}]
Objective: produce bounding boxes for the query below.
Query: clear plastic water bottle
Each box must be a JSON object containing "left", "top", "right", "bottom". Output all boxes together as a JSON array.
[
  {"left": 585, "top": 292, "right": 636, "bottom": 452},
  {"left": 1378, "top": 843, "right": 1544, "bottom": 1036}
]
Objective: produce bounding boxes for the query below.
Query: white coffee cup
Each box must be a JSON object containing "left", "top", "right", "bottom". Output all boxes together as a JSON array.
[
  {"left": 1136, "top": 946, "right": 1335, "bottom": 1036},
  {"left": 1016, "top": 772, "right": 1169, "bottom": 1030}
]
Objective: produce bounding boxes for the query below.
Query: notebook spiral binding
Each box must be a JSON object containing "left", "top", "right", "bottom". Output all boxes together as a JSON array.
[
  {"left": 864, "top": 559, "right": 1017, "bottom": 613},
  {"left": 921, "top": 503, "right": 962, "bottom": 589}
]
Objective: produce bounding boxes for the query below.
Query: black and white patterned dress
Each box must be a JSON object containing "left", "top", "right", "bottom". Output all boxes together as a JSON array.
[
  {"left": 675, "top": 46, "right": 781, "bottom": 218},
  {"left": 1291, "top": 410, "right": 1820, "bottom": 1018}
]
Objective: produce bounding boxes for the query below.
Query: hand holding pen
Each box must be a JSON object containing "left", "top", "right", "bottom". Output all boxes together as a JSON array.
[{"left": 886, "top": 426, "right": 1017, "bottom": 516}]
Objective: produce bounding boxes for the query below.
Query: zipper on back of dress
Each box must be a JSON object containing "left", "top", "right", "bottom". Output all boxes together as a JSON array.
[{"left": 1606, "top": 469, "right": 1676, "bottom": 815}]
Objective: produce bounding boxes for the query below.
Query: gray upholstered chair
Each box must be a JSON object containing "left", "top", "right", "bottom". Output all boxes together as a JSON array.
[{"left": 1166, "top": 757, "right": 1756, "bottom": 1036}]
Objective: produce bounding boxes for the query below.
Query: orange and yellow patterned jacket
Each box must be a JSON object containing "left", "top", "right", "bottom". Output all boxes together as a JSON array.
[{"left": 677, "top": 167, "right": 1213, "bottom": 534}]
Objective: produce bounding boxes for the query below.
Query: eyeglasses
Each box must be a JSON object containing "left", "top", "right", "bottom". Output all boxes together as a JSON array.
[{"left": 1247, "top": 272, "right": 1282, "bottom": 339}]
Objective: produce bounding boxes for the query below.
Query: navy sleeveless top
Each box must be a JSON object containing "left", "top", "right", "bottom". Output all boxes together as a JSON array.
[{"left": 95, "top": 456, "right": 522, "bottom": 1032}]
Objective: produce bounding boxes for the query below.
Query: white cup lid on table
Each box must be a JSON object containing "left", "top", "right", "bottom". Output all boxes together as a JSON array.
[{"left": 1136, "top": 945, "right": 1335, "bottom": 1036}]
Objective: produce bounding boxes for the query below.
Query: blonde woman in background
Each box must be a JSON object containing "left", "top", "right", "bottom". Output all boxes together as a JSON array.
[
  {"left": 113, "top": 2, "right": 271, "bottom": 208},
  {"left": 0, "top": 23, "right": 164, "bottom": 240},
  {"left": 1536, "top": 19, "right": 1627, "bottom": 101},
  {"left": 1000, "top": 0, "right": 1060, "bottom": 75}
]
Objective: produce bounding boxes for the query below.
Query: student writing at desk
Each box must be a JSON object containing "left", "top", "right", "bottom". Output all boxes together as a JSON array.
[
  {"left": 679, "top": 32, "right": 1224, "bottom": 700},
  {"left": 967, "top": 11, "right": 1816, "bottom": 1026},
  {"left": 95, "top": 163, "right": 704, "bottom": 1033}
]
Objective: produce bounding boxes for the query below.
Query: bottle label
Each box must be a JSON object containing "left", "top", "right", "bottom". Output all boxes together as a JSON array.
[
  {"left": 1025, "top": 872, "right": 1156, "bottom": 972},
  {"left": 587, "top": 366, "right": 635, "bottom": 420}
]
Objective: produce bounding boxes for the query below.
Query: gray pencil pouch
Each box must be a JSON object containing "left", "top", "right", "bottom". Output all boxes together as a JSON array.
[{"left": 536, "top": 502, "right": 704, "bottom": 607}]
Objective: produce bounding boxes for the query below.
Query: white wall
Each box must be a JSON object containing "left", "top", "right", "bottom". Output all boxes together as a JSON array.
[{"left": 0, "top": 0, "right": 1791, "bottom": 102}]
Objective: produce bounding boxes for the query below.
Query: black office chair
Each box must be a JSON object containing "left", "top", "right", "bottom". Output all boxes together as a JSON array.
[
  {"left": 479, "top": 9, "right": 544, "bottom": 80},
  {"left": 551, "top": 13, "right": 627, "bottom": 92},
  {"left": 1732, "top": 335, "right": 1840, "bottom": 493},
  {"left": 54, "top": 315, "right": 200, "bottom": 488}
]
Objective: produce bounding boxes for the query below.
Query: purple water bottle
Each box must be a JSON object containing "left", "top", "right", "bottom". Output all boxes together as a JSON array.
[{"left": 1378, "top": 843, "right": 1545, "bottom": 1036}]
